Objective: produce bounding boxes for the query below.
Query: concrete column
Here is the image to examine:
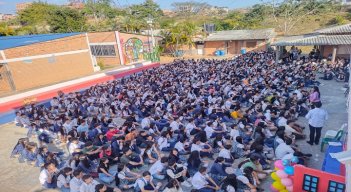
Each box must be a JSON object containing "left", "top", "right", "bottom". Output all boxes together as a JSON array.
[
  {"left": 332, "top": 47, "right": 337, "bottom": 64},
  {"left": 347, "top": 54, "right": 351, "bottom": 192},
  {"left": 275, "top": 46, "right": 280, "bottom": 64},
  {"left": 114, "top": 31, "right": 125, "bottom": 65},
  {"left": 0, "top": 50, "right": 16, "bottom": 91}
]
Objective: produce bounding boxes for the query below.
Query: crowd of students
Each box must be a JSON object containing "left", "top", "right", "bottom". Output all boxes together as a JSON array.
[{"left": 11, "top": 51, "right": 330, "bottom": 192}]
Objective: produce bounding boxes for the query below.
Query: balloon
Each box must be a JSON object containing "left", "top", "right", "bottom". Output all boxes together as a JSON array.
[
  {"left": 284, "top": 166, "right": 295, "bottom": 175},
  {"left": 281, "top": 178, "right": 293, "bottom": 187},
  {"left": 274, "top": 167, "right": 279, "bottom": 171},
  {"left": 276, "top": 170, "right": 289, "bottom": 179},
  {"left": 274, "top": 160, "right": 285, "bottom": 170},
  {"left": 280, "top": 190, "right": 288, "bottom": 192},
  {"left": 291, "top": 156, "right": 299, "bottom": 163},
  {"left": 271, "top": 172, "right": 280, "bottom": 181},
  {"left": 270, "top": 185, "right": 279, "bottom": 192},
  {"left": 286, "top": 186, "right": 293, "bottom": 192},
  {"left": 272, "top": 181, "right": 285, "bottom": 190},
  {"left": 282, "top": 159, "right": 290, "bottom": 166}
]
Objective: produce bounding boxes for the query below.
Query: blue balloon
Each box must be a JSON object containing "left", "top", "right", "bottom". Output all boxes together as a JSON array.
[
  {"left": 282, "top": 159, "right": 290, "bottom": 166},
  {"left": 291, "top": 156, "right": 299, "bottom": 163},
  {"left": 284, "top": 166, "right": 294, "bottom": 175}
]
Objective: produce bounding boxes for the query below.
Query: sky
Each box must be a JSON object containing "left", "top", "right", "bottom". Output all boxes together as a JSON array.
[{"left": 0, "top": 0, "right": 263, "bottom": 14}]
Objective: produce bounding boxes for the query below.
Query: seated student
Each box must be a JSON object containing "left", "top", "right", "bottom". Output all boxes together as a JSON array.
[
  {"left": 221, "top": 174, "right": 238, "bottom": 192},
  {"left": 187, "top": 150, "right": 204, "bottom": 176},
  {"left": 149, "top": 156, "right": 168, "bottom": 180},
  {"left": 157, "top": 131, "right": 173, "bottom": 152},
  {"left": 142, "top": 141, "right": 161, "bottom": 164},
  {"left": 10, "top": 138, "right": 29, "bottom": 158},
  {"left": 120, "top": 148, "right": 143, "bottom": 170},
  {"left": 70, "top": 170, "right": 84, "bottom": 192},
  {"left": 39, "top": 163, "right": 58, "bottom": 189},
  {"left": 166, "top": 158, "right": 191, "bottom": 187},
  {"left": 232, "top": 136, "right": 249, "bottom": 159},
  {"left": 80, "top": 175, "right": 99, "bottom": 192},
  {"left": 117, "top": 163, "right": 140, "bottom": 190},
  {"left": 238, "top": 155, "right": 268, "bottom": 181},
  {"left": 236, "top": 167, "right": 258, "bottom": 192},
  {"left": 20, "top": 142, "right": 37, "bottom": 165},
  {"left": 98, "top": 158, "right": 117, "bottom": 185},
  {"left": 174, "top": 137, "right": 190, "bottom": 155},
  {"left": 275, "top": 137, "right": 295, "bottom": 160},
  {"left": 190, "top": 138, "right": 213, "bottom": 158},
  {"left": 81, "top": 141, "right": 102, "bottom": 161},
  {"left": 99, "top": 145, "right": 118, "bottom": 165},
  {"left": 163, "top": 179, "right": 183, "bottom": 192},
  {"left": 36, "top": 146, "right": 49, "bottom": 167},
  {"left": 57, "top": 167, "right": 72, "bottom": 192},
  {"left": 204, "top": 122, "right": 224, "bottom": 139},
  {"left": 191, "top": 167, "right": 220, "bottom": 192},
  {"left": 78, "top": 154, "right": 96, "bottom": 174},
  {"left": 209, "top": 157, "right": 229, "bottom": 184},
  {"left": 134, "top": 171, "right": 161, "bottom": 192},
  {"left": 218, "top": 144, "right": 235, "bottom": 164}
]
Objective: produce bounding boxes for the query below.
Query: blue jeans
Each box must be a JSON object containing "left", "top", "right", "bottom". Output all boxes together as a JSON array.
[
  {"left": 99, "top": 170, "right": 117, "bottom": 184},
  {"left": 43, "top": 181, "right": 56, "bottom": 189},
  {"left": 198, "top": 187, "right": 215, "bottom": 192},
  {"left": 152, "top": 173, "right": 165, "bottom": 180}
]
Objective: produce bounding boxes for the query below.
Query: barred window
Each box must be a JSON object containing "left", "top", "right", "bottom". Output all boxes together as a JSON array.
[{"left": 90, "top": 45, "right": 116, "bottom": 56}]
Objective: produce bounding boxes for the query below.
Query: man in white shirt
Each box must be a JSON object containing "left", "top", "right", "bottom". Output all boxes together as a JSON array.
[
  {"left": 191, "top": 167, "right": 219, "bottom": 191},
  {"left": 305, "top": 102, "right": 328, "bottom": 145},
  {"left": 70, "top": 170, "right": 84, "bottom": 192},
  {"left": 149, "top": 157, "right": 168, "bottom": 180},
  {"left": 275, "top": 138, "right": 295, "bottom": 160},
  {"left": 80, "top": 175, "right": 99, "bottom": 192}
]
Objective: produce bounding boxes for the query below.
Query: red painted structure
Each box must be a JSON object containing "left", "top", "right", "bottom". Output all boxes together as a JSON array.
[
  {"left": 293, "top": 165, "right": 345, "bottom": 192},
  {"left": 0, "top": 63, "right": 160, "bottom": 113}
]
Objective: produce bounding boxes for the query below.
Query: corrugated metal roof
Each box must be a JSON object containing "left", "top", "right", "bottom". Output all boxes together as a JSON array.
[
  {"left": 0, "top": 33, "right": 82, "bottom": 50},
  {"left": 204, "top": 28, "right": 275, "bottom": 41},
  {"left": 315, "top": 23, "right": 351, "bottom": 35},
  {"left": 272, "top": 34, "right": 351, "bottom": 46}
]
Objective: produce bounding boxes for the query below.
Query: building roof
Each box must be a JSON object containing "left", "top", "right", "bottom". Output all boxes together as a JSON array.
[
  {"left": 314, "top": 23, "right": 351, "bottom": 35},
  {"left": 272, "top": 34, "right": 351, "bottom": 46},
  {"left": 0, "top": 33, "right": 82, "bottom": 50},
  {"left": 204, "top": 28, "right": 275, "bottom": 41}
]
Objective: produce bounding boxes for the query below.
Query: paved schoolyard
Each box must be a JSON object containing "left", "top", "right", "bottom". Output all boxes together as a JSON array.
[{"left": 0, "top": 75, "right": 347, "bottom": 192}]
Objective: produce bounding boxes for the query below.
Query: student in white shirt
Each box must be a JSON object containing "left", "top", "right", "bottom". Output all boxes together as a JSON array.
[
  {"left": 70, "top": 170, "right": 84, "bottom": 192},
  {"left": 80, "top": 175, "right": 99, "bottom": 192},
  {"left": 275, "top": 138, "right": 295, "bottom": 160},
  {"left": 191, "top": 167, "right": 219, "bottom": 191},
  {"left": 149, "top": 157, "right": 168, "bottom": 180},
  {"left": 57, "top": 167, "right": 73, "bottom": 192},
  {"left": 218, "top": 145, "right": 234, "bottom": 163},
  {"left": 134, "top": 171, "right": 161, "bottom": 192},
  {"left": 39, "top": 163, "right": 58, "bottom": 189}
]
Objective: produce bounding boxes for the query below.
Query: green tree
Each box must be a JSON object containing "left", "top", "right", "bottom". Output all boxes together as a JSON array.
[
  {"left": 83, "top": 0, "right": 116, "bottom": 23},
  {"left": 48, "top": 7, "right": 87, "bottom": 33},
  {"left": 18, "top": 2, "right": 56, "bottom": 26},
  {"left": 0, "top": 23, "right": 15, "bottom": 36}
]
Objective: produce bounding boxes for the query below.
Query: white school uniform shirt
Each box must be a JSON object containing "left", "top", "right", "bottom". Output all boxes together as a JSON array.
[
  {"left": 157, "top": 137, "right": 170, "bottom": 150},
  {"left": 185, "top": 122, "right": 195, "bottom": 134},
  {"left": 191, "top": 172, "right": 209, "bottom": 189},
  {"left": 170, "top": 121, "right": 179, "bottom": 131},
  {"left": 57, "top": 174, "right": 71, "bottom": 188},
  {"left": 39, "top": 169, "right": 50, "bottom": 185},
  {"left": 149, "top": 160, "right": 164, "bottom": 175},
  {"left": 141, "top": 118, "right": 151, "bottom": 129},
  {"left": 204, "top": 126, "right": 214, "bottom": 139},
  {"left": 70, "top": 177, "right": 83, "bottom": 192},
  {"left": 174, "top": 141, "right": 185, "bottom": 152},
  {"left": 275, "top": 143, "right": 295, "bottom": 159},
  {"left": 218, "top": 148, "right": 231, "bottom": 159},
  {"left": 191, "top": 143, "right": 203, "bottom": 152},
  {"left": 80, "top": 180, "right": 99, "bottom": 192},
  {"left": 230, "top": 129, "right": 240, "bottom": 140}
]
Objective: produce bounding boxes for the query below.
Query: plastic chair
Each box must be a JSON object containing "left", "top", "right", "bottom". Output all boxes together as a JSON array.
[
  {"left": 324, "top": 123, "right": 347, "bottom": 139},
  {"left": 321, "top": 127, "right": 345, "bottom": 152}
]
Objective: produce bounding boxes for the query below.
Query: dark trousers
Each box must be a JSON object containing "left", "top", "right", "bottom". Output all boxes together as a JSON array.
[{"left": 309, "top": 124, "right": 322, "bottom": 144}]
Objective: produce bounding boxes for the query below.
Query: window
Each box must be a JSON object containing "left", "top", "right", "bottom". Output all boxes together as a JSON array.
[
  {"left": 90, "top": 45, "right": 116, "bottom": 56},
  {"left": 246, "top": 41, "right": 257, "bottom": 48},
  {"left": 328, "top": 181, "right": 345, "bottom": 192},
  {"left": 303, "top": 174, "right": 319, "bottom": 192}
]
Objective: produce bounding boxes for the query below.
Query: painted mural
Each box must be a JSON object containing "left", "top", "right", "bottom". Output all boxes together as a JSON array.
[{"left": 124, "top": 38, "right": 144, "bottom": 64}]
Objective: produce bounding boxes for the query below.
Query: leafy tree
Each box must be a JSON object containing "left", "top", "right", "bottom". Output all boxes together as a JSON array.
[
  {"left": 128, "top": 0, "right": 163, "bottom": 20},
  {"left": 0, "top": 23, "right": 15, "bottom": 36},
  {"left": 48, "top": 7, "right": 87, "bottom": 33},
  {"left": 18, "top": 2, "right": 56, "bottom": 26},
  {"left": 83, "top": 0, "right": 116, "bottom": 23}
]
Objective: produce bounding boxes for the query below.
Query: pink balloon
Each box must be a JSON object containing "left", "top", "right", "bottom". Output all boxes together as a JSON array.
[
  {"left": 276, "top": 170, "right": 289, "bottom": 178},
  {"left": 281, "top": 178, "right": 293, "bottom": 187},
  {"left": 286, "top": 186, "right": 293, "bottom": 192},
  {"left": 274, "top": 160, "right": 285, "bottom": 170},
  {"left": 270, "top": 185, "right": 279, "bottom": 192}
]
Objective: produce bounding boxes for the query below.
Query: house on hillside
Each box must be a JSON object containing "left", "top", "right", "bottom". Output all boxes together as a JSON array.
[{"left": 202, "top": 28, "right": 276, "bottom": 56}]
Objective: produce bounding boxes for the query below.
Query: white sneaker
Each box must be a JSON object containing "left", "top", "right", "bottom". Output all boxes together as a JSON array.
[{"left": 181, "top": 180, "right": 192, "bottom": 187}]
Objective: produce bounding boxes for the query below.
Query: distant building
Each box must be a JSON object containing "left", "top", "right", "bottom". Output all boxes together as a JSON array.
[
  {"left": 0, "top": 14, "right": 16, "bottom": 21},
  {"left": 66, "top": 1, "right": 85, "bottom": 10},
  {"left": 16, "top": 2, "right": 33, "bottom": 13}
]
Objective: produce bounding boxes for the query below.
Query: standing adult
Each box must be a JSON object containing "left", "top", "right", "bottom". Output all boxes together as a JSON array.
[
  {"left": 309, "top": 86, "right": 321, "bottom": 108},
  {"left": 305, "top": 102, "right": 328, "bottom": 145}
]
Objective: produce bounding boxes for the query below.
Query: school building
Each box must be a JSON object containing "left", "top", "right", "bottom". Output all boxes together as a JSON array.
[
  {"left": 201, "top": 28, "right": 276, "bottom": 56},
  {"left": 0, "top": 31, "right": 159, "bottom": 93}
]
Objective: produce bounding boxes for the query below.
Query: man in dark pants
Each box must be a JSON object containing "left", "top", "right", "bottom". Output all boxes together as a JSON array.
[{"left": 305, "top": 102, "right": 328, "bottom": 145}]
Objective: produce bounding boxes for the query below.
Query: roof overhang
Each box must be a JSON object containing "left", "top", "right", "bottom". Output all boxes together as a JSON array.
[{"left": 272, "top": 34, "right": 351, "bottom": 46}]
